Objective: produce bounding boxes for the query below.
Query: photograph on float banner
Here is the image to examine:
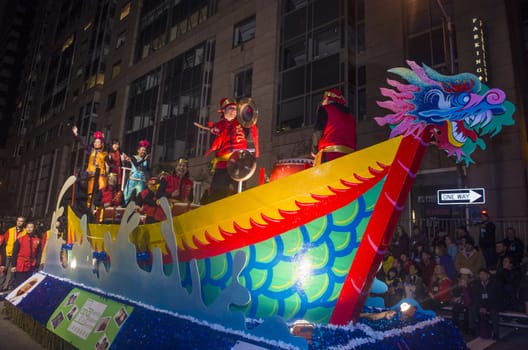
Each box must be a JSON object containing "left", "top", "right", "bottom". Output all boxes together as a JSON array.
[
  {"left": 46, "top": 288, "right": 134, "bottom": 350},
  {"left": 5, "top": 272, "right": 46, "bottom": 306}
]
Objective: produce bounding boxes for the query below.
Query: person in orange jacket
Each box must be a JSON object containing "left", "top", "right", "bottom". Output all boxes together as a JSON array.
[
  {"left": 72, "top": 126, "right": 109, "bottom": 209},
  {"left": 0, "top": 216, "right": 26, "bottom": 291}
]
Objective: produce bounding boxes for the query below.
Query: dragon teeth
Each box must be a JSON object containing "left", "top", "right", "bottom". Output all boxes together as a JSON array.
[
  {"left": 451, "top": 121, "right": 467, "bottom": 143},
  {"left": 482, "top": 110, "right": 493, "bottom": 127},
  {"left": 470, "top": 113, "right": 483, "bottom": 127}
]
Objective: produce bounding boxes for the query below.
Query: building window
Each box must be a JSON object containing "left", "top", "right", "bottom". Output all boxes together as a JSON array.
[
  {"left": 111, "top": 61, "right": 121, "bottom": 78},
  {"left": 234, "top": 68, "right": 253, "bottom": 99},
  {"left": 116, "top": 30, "right": 126, "bottom": 48},
  {"left": 404, "top": 0, "right": 456, "bottom": 71},
  {"left": 119, "top": 2, "right": 131, "bottom": 20},
  {"left": 107, "top": 91, "right": 117, "bottom": 110},
  {"left": 277, "top": 0, "right": 344, "bottom": 132},
  {"left": 124, "top": 68, "right": 161, "bottom": 150},
  {"left": 125, "top": 41, "right": 215, "bottom": 161},
  {"left": 157, "top": 44, "right": 207, "bottom": 160},
  {"left": 349, "top": 64, "right": 366, "bottom": 120},
  {"left": 233, "top": 15, "right": 256, "bottom": 47},
  {"left": 169, "top": 0, "right": 210, "bottom": 42},
  {"left": 136, "top": 7, "right": 168, "bottom": 61},
  {"left": 348, "top": 0, "right": 365, "bottom": 54}
]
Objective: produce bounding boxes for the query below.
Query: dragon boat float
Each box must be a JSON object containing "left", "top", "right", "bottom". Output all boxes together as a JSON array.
[{"left": 3, "top": 61, "right": 514, "bottom": 350}]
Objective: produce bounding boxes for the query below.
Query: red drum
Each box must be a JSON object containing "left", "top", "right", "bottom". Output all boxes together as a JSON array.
[
  {"left": 269, "top": 158, "right": 313, "bottom": 181},
  {"left": 96, "top": 207, "right": 125, "bottom": 224}
]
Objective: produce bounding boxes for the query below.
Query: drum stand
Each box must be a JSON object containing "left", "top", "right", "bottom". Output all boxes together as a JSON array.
[{"left": 227, "top": 150, "right": 257, "bottom": 194}]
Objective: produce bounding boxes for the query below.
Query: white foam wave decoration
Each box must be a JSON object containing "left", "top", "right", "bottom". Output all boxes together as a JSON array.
[{"left": 42, "top": 178, "right": 307, "bottom": 349}]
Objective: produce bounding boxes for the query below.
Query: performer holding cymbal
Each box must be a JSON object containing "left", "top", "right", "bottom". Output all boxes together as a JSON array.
[{"left": 198, "top": 98, "right": 259, "bottom": 204}]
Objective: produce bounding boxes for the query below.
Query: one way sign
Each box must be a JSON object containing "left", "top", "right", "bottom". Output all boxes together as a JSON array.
[{"left": 437, "top": 188, "right": 486, "bottom": 205}]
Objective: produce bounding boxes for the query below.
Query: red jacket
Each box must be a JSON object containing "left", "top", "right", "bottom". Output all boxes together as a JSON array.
[
  {"left": 94, "top": 186, "right": 123, "bottom": 207},
  {"left": 158, "top": 175, "right": 193, "bottom": 202},
  {"left": 429, "top": 276, "right": 452, "bottom": 303},
  {"left": 138, "top": 188, "right": 165, "bottom": 222},
  {"left": 205, "top": 118, "right": 248, "bottom": 168},
  {"left": 107, "top": 151, "right": 124, "bottom": 186},
  {"left": 12, "top": 234, "right": 41, "bottom": 272}
]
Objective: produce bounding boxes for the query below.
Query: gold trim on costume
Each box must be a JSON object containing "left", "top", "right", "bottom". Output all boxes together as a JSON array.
[
  {"left": 314, "top": 145, "right": 355, "bottom": 166},
  {"left": 210, "top": 153, "right": 232, "bottom": 174}
]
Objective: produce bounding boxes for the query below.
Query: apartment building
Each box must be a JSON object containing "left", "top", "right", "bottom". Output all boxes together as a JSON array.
[{"left": 2, "top": 0, "right": 527, "bottom": 232}]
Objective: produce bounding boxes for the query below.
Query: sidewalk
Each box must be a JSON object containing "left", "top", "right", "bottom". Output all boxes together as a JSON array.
[
  {"left": 0, "top": 301, "right": 47, "bottom": 350},
  {"left": 464, "top": 327, "right": 528, "bottom": 350}
]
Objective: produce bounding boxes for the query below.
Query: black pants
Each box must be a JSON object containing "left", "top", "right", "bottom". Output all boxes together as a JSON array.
[
  {"left": 0, "top": 257, "right": 15, "bottom": 290},
  {"left": 201, "top": 168, "right": 237, "bottom": 204},
  {"left": 452, "top": 304, "right": 469, "bottom": 331},
  {"left": 469, "top": 305, "right": 499, "bottom": 338}
]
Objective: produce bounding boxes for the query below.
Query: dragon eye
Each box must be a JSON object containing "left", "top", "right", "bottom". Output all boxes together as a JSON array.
[{"left": 455, "top": 93, "right": 470, "bottom": 105}]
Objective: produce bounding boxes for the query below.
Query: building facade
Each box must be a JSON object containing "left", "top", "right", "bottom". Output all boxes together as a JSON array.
[
  {"left": 2, "top": 0, "right": 528, "bottom": 237},
  {"left": 0, "top": 0, "right": 37, "bottom": 216}
]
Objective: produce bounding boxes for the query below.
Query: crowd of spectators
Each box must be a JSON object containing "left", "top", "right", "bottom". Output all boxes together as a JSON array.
[{"left": 379, "top": 213, "right": 528, "bottom": 340}]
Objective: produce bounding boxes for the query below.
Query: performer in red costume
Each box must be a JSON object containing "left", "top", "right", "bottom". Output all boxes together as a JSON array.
[
  {"left": 201, "top": 98, "right": 259, "bottom": 204},
  {"left": 107, "top": 139, "right": 126, "bottom": 189},
  {"left": 137, "top": 177, "right": 165, "bottom": 223},
  {"left": 312, "top": 88, "right": 356, "bottom": 165},
  {"left": 93, "top": 173, "right": 124, "bottom": 223},
  {"left": 157, "top": 157, "right": 194, "bottom": 204}
]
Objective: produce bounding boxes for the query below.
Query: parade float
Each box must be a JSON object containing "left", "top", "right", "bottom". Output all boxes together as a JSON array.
[{"left": 3, "top": 61, "right": 514, "bottom": 350}]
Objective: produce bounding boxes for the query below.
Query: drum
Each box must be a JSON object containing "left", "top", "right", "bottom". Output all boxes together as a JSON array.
[
  {"left": 170, "top": 201, "right": 200, "bottom": 217},
  {"left": 96, "top": 207, "right": 126, "bottom": 224},
  {"left": 269, "top": 158, "right": 313, "bottom": 181}
]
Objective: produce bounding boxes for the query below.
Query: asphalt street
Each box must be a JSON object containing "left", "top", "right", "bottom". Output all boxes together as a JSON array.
[{"left": 0, "top": 301, "right": 46, "bottom": 350}]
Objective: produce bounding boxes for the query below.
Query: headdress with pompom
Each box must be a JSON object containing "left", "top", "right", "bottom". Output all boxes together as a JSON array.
[
  {"left": 93, "top": 131, "right": 105, "bottom": 141},
  {"left": 138, "top": 140, "right": 150, "bottom": 149}
]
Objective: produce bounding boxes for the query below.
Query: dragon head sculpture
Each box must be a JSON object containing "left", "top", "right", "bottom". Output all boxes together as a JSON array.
[{"left": 375, "top": 60, "right": 515, "bottom": 165}]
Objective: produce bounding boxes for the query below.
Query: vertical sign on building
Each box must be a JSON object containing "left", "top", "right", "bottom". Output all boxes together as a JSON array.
[{"left": 472, "top": 17, "right": 488, "bottom": 82}]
